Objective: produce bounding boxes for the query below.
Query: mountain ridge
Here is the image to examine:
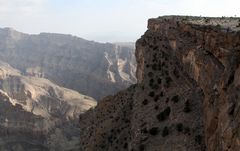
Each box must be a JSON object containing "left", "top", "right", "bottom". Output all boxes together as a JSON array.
[{"left": 0, "top": 27, "right": 137, "bottom": 100}]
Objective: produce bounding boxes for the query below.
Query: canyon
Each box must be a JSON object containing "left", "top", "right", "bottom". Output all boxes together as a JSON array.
[
  {"left": 79, "top": 16, "right": 240, "bottom": 151},
  {"left": 0, "top": 28, "right": 136, "bottom": 100},
  {"left": 0, "top": 16, "right": 239, "bottom": 151}
]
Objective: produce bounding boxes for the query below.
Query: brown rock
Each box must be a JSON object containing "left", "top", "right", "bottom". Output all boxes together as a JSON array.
[{"left": 79, "top": 16, "right": 240, "bottom": 151}]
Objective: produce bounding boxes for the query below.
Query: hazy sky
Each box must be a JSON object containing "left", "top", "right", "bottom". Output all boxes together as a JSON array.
[{"left": 0, "top": 0, "right": 239, "bottom": 42}]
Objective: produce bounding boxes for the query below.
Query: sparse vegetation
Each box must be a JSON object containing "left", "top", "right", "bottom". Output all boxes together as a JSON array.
[
  {"left": 173, "top": 68, "right": 180, "bottom": 78},
  {"left": 160, "top": 91, "right": 164, "bottom": 97},
  {"left": 148, "top": 72, "right": 154, "bottom": 77},
  {"left": 152, "top": 84, "right": 159, "bottom": 90},
  {"left": 236, "top": 22, "right": 240, "bottom": 27},
  {"left": 171, "top": 95, "right": 179, "bottom": 103},
  {"left": 183, "top": 100, "right": 191, "bottom": 113},
  {"left": 149, "top": 127, "right": 159, "bottom": 136},
  {"left": 216, "top": 24, "right": 221, "bottom": 28},
  {"left": 124, "top": 143, "right": 128, "bottom": 149},
  {"left": 154, "top": 95, "right": 159, "bottom": 102},
  {"left": 148, "top": 91, "right": 155, "bottom": 97},
  {"left": 184, "top": 127, "right": 190, "bottom": 135},
  {"left": 142, "top": 99, "right": 148, "bottom": 105},
  {"left": 176, "top": 123, "right": 183, "bottom": 132},
  {"left": 139, "top": 144, "right": 145, "bottom": 151},
  {"left": 152, "top": 64, "right": 157, "bottom": 70},
  {"left": 141, "top": 128, "right": 148, "bottom": 134},
  {"left": 162, "top": 126, "right": 169, "bottom": 137},
  {"left": 165, "top": 97, "right": 169, "bottom": 103},
  {"left": 157, "top": 107, "right": 171, "bottom": 122},
  {"left": 165, "top": 76, "right": 172, "bottom": 88},
  {"left": 195, "top": 135, "right": 202, "bottom": 145},
  {"left": 149, "top": 79, "right": 154, "bottom": 86},
  {"left": 204, "top": 18, "right": 210, "bottom": 23}
]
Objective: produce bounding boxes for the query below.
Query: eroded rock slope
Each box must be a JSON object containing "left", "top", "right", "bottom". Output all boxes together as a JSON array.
[
  {"left": 79, "top": 16, "right": 240, "bottom": 151},
  {"left": 0, "top": 29, "right": 136, "bottom": 100},
  {"left": 0, "top": 61, "right": 97, "bottom": 151}
]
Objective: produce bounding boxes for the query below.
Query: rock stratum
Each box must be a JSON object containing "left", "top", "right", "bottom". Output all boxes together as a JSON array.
[
  {"left": 0, "top": 61, "right": 96, "bottom": 151},
  {"left": 0, "top": 29, "right": 136, "bottom": 100},
  {"left": 79, "top": 16, "right": 240, "bottom": 151}
]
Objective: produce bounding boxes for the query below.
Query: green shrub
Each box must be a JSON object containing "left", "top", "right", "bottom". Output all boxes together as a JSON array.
[
  {"left": 237, "top": 22, "right": 240, "bottom": 27},
  {"left": 149, "top": 127, "right": 159, "bottom": 136},
  {"left": 141, "top": 128, "right": 148, "bottom": 134},
  {"left": 171, "top": 95, "right": 179, "bottom": 103},
  {"left": 195, "top": 135, "right": 202, "bottom": 145},
  {"left": 183, "top": 100, "right": 191, "bottom": 113},
  {"left": 152, "top": 64, "right": 157, "bottom": 70},
  {"left": 216, "top": 24, "right": 221, "bottom": 28},
  {"left": 139, "top": 144, "right": 145, "bottom": 151},
  {"left": 165, "top": 97, "right": 169, "bottom": 103},
  {"left": 142, "top": 99, "right": 148, "bottom": 105},
  {"left": 152, "top": 84, "right": 159, "bottom": 90},
  {"left": 176, "top": 123, "right": 183, "bottom": 132},
  {"left": 173, "top": 68, "right": 180, "bottom": 78},
  {"left": 148, "top": 91, "right": 155, "bottom": 97},
  {"left": 164, "top": 76, "right": 172, "bottom": 88},
  {"left": 124, "top": 143, "right": 128, "bottom": 149},
  {"left": 149, "top": 79, "right": 154, "bottom": 83},
  {"left": 166, "top": 76, "right": 172, "bottom": 84},
  {"left": 157, "top": 78, "right": 162, "bottom": 84},
  {"left": 148, "top": 72, "right": 154, "bottom": 77},
  {"left": 157, "top": 107, "right": 171, "bottom": 122},
  {"left": 162, "top": 127, "right": 169, "bottom": 137},
  {"left": 184, "top": 127, "right": 190, "bottom": 135},
  {"left": 154, "top": 95, "right": 159, "bottom": 102}
]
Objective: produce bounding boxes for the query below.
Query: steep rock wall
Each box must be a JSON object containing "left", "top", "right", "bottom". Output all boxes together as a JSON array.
[{"left": 79, "top": 16, "right": 240, "bottom": 151}]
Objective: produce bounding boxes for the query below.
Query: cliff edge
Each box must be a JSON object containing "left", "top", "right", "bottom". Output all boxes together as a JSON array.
[{"left": 79, "top": 16, "right": 240, "bottom": 151}]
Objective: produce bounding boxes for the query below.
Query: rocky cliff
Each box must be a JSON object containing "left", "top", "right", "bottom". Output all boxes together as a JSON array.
[
  {"left": 0, "top": 29, "right": 136, "bottom": 100},
  {"left": 79, "top": 16, "right": 240, "bottom": 151},
  {"left": 0, "top": 61, "right": 96, "bottom": 150}
]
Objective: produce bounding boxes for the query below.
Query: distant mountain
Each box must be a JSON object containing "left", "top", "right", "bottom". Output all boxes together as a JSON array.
[
  {"left": 0, "top": 60, "right": 96, "bottom": 150},
  {"left": 0, "top": 28, "right": 136, "bottom": 100}
]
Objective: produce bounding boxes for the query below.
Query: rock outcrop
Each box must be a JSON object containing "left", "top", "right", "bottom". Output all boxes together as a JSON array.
[
  {"left": 0, "top": 61, "right": 97, "bottom": 150},
  {"left": 0, "top": 29, "right": 136, "bottom": 100},
  {"left": 79, "top": 16, "right": 240, "bottom": 151}
]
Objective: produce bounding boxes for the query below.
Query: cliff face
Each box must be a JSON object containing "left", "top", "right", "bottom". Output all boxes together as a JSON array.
[
  {"left": 79, "top": 16, "right": 240, "bottom": 151},
  {"left": 0, "top": 61, "right": 97, "bottom": 150},
  {"left": 0, "top": 29, "right": 136, "bottom": 100}
]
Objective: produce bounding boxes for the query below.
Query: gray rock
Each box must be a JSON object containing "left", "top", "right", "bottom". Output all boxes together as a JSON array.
[{"left": 0, "top": 28, "right": 136, "bottom": 100}]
